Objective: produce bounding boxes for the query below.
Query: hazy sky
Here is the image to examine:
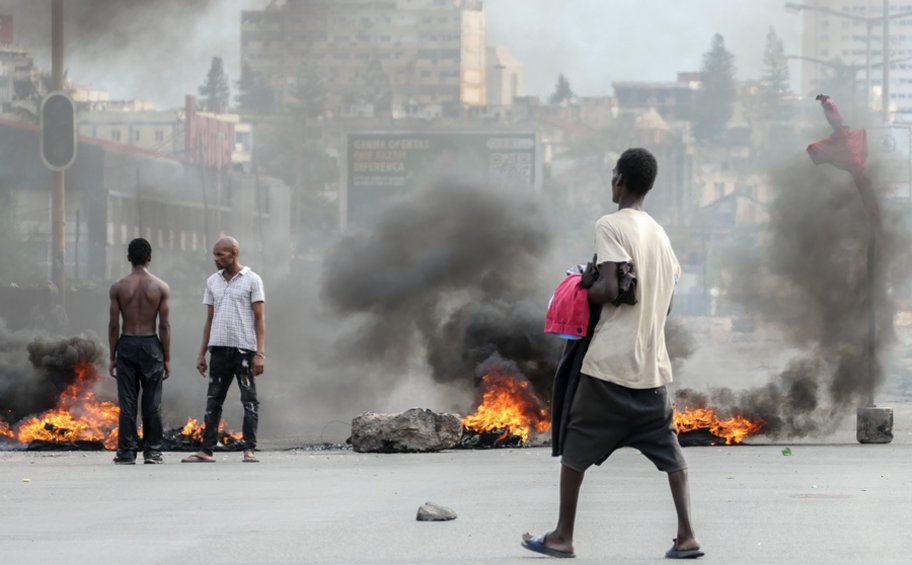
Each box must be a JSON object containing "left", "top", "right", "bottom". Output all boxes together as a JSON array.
[
  {"left": 487, "top": 0, "right": 803, "bottom": 97},
  {"left": 1, "top": 0, "right": 803, "bottom": 108}
]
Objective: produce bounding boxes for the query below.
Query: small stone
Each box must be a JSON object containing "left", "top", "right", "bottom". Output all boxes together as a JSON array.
[
  {"left": 22, "top": 478, "right": 31, "bottom": 483},
  {"left": 416, "top": 502, "right": 457, "bottom": 522}
]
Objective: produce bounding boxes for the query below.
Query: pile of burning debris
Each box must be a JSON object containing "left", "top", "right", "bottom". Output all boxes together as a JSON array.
[
  {"left": 2, "top": 346, "right": 766, "bottom": 452},
  {"left": 673, "top": 403, "right": 765, "bottom": 446},
  {"left": 456, "top": 371, "right": 765, "bottom": 449},
  {"left": 458, "top": 371, "right": 551, "bottom": 448},
  {"left": 0, "top": 357, "right": 243, "bottom": 452}
]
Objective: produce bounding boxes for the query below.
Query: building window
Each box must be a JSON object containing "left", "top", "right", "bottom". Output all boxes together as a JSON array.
[
  {"left": 134, "top": 130, "right": 141, "bottom": 141},
  {"left": 155, "top": 130, "right": 164, "bottom": 143},
  {"left": 112, "top": 130, "right": 121, "bottom": 142}
]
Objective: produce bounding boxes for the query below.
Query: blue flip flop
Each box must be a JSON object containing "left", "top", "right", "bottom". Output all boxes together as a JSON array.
[
  {"left": 665, "top": 539, "right": 704, "bottom": 559},
  {"left": 521, "top": 533, "right": 575, "bottom": 559}
]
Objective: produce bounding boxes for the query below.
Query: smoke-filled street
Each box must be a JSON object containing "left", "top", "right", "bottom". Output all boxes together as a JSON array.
[
  {"left": 2, "top": 403, "right": 911, "bottom": 565},
  {"left": 5, "top": 1, "right": 912, "bottom": 563}
]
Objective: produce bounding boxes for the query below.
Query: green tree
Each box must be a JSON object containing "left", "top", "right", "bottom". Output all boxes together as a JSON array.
[
  {"left": 813, "top": 58, "right": 858, "bottom": 110},
  {"left": 236, "top": 63, "right": 275, "bottom": 115},
  {"left": 198, "top": 56, "right": 231, "bottom": 112},
  {"left": 759, "top": 27, "right": 791, "bottom": 120},
  {"left": 549, "top": 73, "right": 574, "bottom": 105},
  {"left": 694, "top": 34, "right": 736, "bottom": 143},
  {"left": 289, "top": 63, "right": 327, "bottom": 118},
  {"left": 361, "top": 56, "right": 392, "bottom": 116}
]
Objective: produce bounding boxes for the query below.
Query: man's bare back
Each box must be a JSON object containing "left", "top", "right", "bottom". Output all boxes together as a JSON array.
[
  {"left": 110, "top": 270, "right": 169, "bottom": 335},
  {"left": 109, "top": 266, "right": 171, "bottom": 378}
]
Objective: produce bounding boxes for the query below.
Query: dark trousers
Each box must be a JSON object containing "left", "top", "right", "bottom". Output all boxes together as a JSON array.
[
  {"left": 202, "top": 346, "right": 259, "bottom": 455},
  {"left": 115, "top": 335, "right": 164, "bottom": 460}
]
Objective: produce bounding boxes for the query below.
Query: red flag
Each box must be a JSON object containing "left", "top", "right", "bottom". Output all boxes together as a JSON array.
[
  {"left": 807, "top": 95, "right": 880, "bottom": 222},
  {"left": 806, "top": 95, "right": 868, "bottom": 172}
]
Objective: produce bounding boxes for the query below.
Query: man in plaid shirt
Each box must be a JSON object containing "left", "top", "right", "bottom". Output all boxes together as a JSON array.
[{"left": 182, "top": 236, "right": 266, "bottom": 463}]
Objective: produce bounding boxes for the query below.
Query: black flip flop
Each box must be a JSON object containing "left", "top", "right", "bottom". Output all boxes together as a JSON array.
[
  {"left": 665, "top": 540, "right": 704, "bottom": 559},
  {"left": 521, "top": 533, "right": 575, "bottom": 559}
]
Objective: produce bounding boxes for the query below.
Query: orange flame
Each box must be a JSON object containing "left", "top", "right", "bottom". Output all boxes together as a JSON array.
[
  {"left": 2, "top": 361, "right": 241, "bottom": 450},
  {"left": 674, "top": 405, "right": 765, "bottom": 445},
  {"left": 461, "top": 372, "right": 551, "bottom": 443},
  {"left": 179, "top": 417, "right": 243, "bottom": 444},
  {"left": 12, "top": 361, "right": 121, "bottom": 449}
]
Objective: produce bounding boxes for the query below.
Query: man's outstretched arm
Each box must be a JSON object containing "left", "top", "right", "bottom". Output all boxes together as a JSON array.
[
  {"left": 158, "top": 282, "right": 171, "bottom": 379},
  {"left": 196, "top": 305, "right": 214, "bottom": 377},
  {"left": 252, "top": 301, "right": 266, "bottom": 376},
  {"left": 108, "top": 284, "right": 121, "bottom": 378}
]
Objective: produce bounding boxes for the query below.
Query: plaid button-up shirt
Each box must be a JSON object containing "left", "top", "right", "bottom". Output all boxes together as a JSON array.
[{"left": 203, "top": 266, "right": 265, "bottom": 352}]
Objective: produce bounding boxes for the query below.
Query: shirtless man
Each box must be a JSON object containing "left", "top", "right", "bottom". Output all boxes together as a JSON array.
[{"left": 108, "top": 238, "right": 171, "bottom": 465}]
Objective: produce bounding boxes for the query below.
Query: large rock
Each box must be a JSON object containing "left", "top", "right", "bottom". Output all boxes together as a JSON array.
[
  {"left": 857, "top": 406, "right": 893, "bottom": 444},
  {"left": 350, "top": 408, "right": 463, "bottom": 453}
]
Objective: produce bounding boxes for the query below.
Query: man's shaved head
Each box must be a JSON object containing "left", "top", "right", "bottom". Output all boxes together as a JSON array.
[
  {"left": 214, "top": 236, "right": 240, "bottom": 255},
  {"left": 211, "top": 236, "right": 242, "bottom": 273}
]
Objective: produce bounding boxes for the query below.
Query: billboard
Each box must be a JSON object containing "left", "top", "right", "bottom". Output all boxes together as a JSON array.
[{"left": 341, "top": 130, "right": 538, "bottom": 228}]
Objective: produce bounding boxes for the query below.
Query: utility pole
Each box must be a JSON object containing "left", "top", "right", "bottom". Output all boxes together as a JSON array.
[
  {"left": 50, "top": 0, "right": 65, "bottom": 306},
  {"left": 866, "top": 20, "right": 874, "bottom": 105}
]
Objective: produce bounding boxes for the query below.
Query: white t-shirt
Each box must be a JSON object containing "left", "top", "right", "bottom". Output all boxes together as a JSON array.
[{"left": 581, "top": 208, "right": 681, "bottom": 389}]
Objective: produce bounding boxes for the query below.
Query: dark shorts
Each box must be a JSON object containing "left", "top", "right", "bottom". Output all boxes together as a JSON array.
[{"left": 561, "top": 374, "right": 687, "bottom": 473}]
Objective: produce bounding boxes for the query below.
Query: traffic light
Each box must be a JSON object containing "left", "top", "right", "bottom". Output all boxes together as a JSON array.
[{"left": 40, "top": 91, "right": 77, "bottom": 170}]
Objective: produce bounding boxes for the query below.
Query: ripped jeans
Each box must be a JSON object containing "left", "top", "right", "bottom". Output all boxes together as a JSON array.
[{"left": 202, "top": 346, "right": 259, "bottom": 455}]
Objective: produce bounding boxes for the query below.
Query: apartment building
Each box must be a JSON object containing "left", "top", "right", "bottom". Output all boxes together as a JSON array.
[
  {"left": 797, "top": 0, "right": 912, "bottom": 118},
  {"left": 241, "top": 0, "right": 486, "bottom": 118},
  {"left": 77, "top": 96, "right": 252, "bottom": 169}
]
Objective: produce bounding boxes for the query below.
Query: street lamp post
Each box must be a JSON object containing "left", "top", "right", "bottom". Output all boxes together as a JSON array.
[
  {"left": 51, "top": 0, "right": 65, "bottom": 307},
  {"left": 786, "top": 54, "right": 863, "bottom": 108},
  {"left": 785, "top": 1, "right": 912, "bottom": 122},
  {"left": 884, "top": 0, "right": 891, "bottom": 123},
  {"left": 786, "top": 52, "right": 912, "bottom": 113}
]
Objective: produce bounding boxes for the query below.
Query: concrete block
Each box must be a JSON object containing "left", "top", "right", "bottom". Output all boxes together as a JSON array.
[{"left": 856, "top": 407, "right": 893, "bottom": 444}]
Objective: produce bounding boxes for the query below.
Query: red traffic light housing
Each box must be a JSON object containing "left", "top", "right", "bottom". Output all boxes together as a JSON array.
[{"left": 40, "top": 91, "right": 77, "bottom": 170}]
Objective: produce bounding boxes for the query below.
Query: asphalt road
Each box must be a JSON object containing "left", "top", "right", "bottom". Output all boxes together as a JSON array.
[{"left": 2, "top": 403, "right": 911, "bottom": 565}]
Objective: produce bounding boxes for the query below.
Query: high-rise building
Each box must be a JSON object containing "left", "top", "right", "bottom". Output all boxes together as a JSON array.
[
  {"left": 241, "top": 0, "right": 486, "bottom": 118},
  {"left": 797, "top": 0, "right": 912, "bottom": 119},
  {"left": 486, "top": 46, "right": 523, "bottom": 106}
]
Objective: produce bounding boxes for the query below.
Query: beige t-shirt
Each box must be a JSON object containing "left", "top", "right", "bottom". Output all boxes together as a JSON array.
[{"left": 581, "top": 208, "right": 681, "bottom": 389}]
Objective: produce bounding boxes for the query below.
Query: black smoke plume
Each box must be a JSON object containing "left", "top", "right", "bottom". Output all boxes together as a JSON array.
[
  {"left": 678, "top": 161, "right": 912, "bottom": 439},
  {"left": 0, "top": 0, "right": 233, "bottom": 106},
  {"left": 322, "top": 180, "right": 558, "bottom": 399},
  {"left": 0, "top": 320, "right": 105, "bottom": 424},
  {"left": 0, "top": 1, "right": 215, "bottom": 50}
]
